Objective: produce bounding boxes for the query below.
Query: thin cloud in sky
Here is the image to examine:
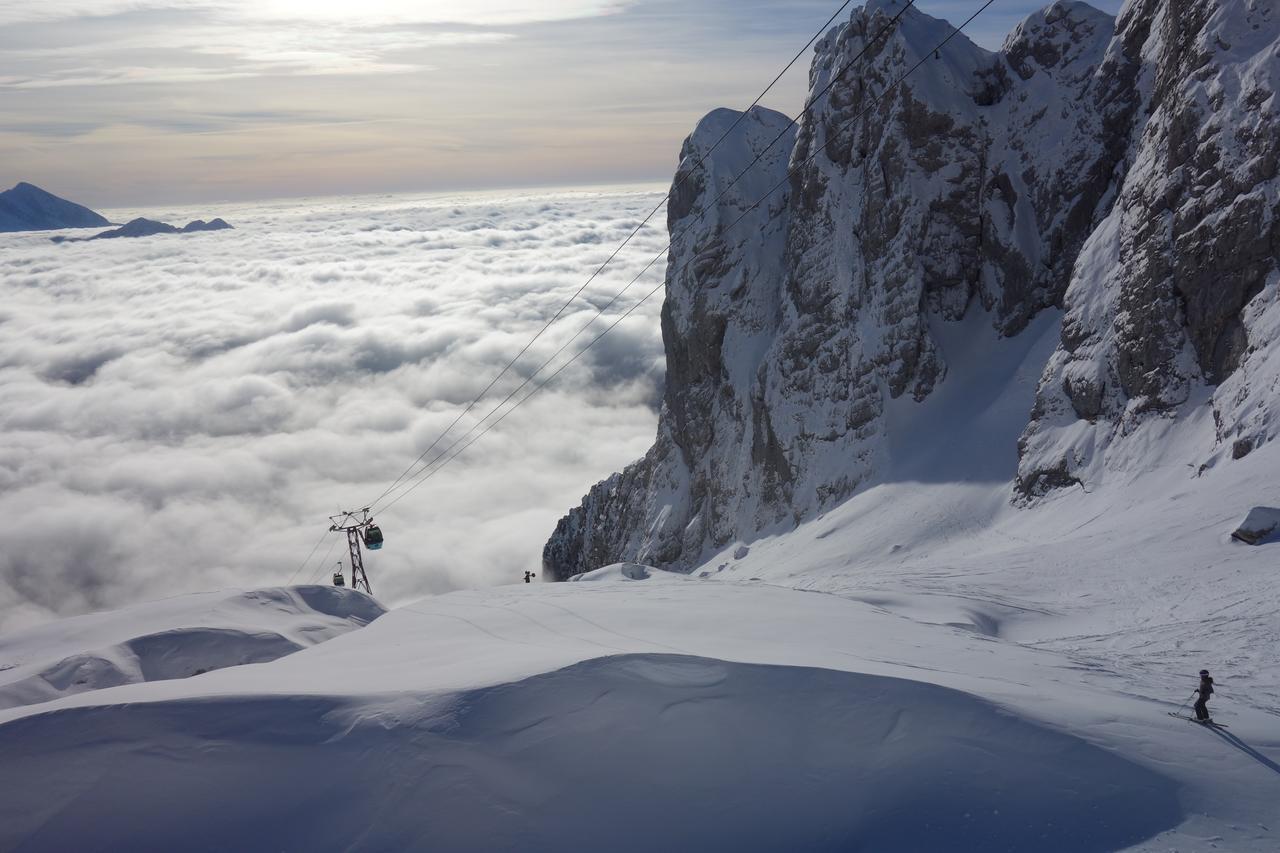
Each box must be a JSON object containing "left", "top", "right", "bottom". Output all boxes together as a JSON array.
[
  {"left": 0, "top": 1, "right": 631, "bottom": 27},
  {"left": 0, "top": 0, "right": 1122, "bottom": 206}
]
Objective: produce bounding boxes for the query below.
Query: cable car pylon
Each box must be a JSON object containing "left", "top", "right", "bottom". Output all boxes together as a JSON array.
[{"left": 328, "top": 508, "right": 382, "bottom": 595}]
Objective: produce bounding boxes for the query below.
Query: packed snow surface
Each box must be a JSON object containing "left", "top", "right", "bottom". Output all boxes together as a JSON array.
[
  {"left": 1, "top": 545, "right": 1277, "bottom": 851},
  {"left": 1, "top": 652, "right": 1179, "bottom": 853}
]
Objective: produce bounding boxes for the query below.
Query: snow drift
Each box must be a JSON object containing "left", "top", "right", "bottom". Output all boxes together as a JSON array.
[
  {"left": 0, "top": 654, "right": 1180, "bottom": 853},
  {"left": 0, "top": 586, "right": 383, "bottom": 711},
  {"left": 568, "top": 561, "right": 678, "bottom": 581}
]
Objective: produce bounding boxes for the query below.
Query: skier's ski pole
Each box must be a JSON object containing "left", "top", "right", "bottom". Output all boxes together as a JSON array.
[{"left": 1173, "top": 691, "right": 1196, "bottom": 716}]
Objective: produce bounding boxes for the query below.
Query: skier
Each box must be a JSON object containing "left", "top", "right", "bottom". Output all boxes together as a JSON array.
[
  {"left": 1193, "top": 669, "right": 1214, "bottom": 722},
  {"left": 524, "top": 570, "right": 536, "bottom": 584}
]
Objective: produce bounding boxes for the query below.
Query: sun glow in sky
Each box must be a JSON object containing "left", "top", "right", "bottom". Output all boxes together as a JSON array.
[{"left": 0, "top": 0, "right": 1122, "bottom": 205}]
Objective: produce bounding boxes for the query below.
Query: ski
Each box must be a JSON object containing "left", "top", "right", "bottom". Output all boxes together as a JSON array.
[{"left": 1167, "top": 712, "right": 1229, "bottom": 728}]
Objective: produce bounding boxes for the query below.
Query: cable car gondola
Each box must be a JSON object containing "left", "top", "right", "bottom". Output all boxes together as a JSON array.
[{"left": 363, "top": 523, "right": 384, "bottom": 550}]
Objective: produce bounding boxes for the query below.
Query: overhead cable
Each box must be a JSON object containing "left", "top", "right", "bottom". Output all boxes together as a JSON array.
[
  {"left": 361, "top": 0, "right": 860, "bottom": 513},
  {"left": 372, "top": 0, "right": 996, "bottom": 514},
  {"left": 368, "top": 1, "right": 917, "bottom": 514}
]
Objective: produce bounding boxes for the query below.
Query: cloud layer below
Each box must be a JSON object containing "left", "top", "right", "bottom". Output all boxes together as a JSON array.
[{"left": 0, "top": 186, "right": 668, "bottom": 630}]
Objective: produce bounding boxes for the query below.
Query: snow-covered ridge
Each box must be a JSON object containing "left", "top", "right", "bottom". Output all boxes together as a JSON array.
[
  {"left": 0, "top": 585, "right": 383, "bottom": 711},
  {"left": 544, "top": 0, "right": 1280, "bottom": 578}
]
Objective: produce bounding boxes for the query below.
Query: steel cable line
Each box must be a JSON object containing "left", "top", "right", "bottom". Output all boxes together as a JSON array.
[
  {"left": 289, "top": 507, "right": 348, "bottom": 587},
  {"left": 286, "top": 528, "right": 331, "bottom": 585},
  {"left": 368, "top": 2, "right": 916, "bottom": 515},
  {"left": 291, "top": 0, "right": 860, "bottom": 583},
  {"left": 373, "top": 0, "right": 995, "bottom": 515},
  {"left": 306, "top": 536, "right": 343, "bottom": 586},
  {"left": 362, "top": 0, "right": 859, "bottom": 513}
]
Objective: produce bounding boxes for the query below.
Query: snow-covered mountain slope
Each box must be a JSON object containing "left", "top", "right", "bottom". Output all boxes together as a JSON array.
[
  {"left": 0, "top": 564, "right": 1275, "bottom": 851},
  {"left": 0, "top": 585, "right": 383, "bottom": 711},
  {"left": 544, "top": 0, "right": 1280, "bottom": 578}
]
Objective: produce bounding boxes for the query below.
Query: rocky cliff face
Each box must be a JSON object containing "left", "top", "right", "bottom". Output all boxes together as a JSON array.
[
  {"left": 545, "top": 0, "right": 1280, "bottom": 580},
  {"left": 1017, "top": 0, "right": 1280, "bottom": 495}
]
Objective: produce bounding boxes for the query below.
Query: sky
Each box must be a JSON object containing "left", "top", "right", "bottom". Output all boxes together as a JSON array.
[
  {"left": 0, "top": 0, "right": 1123, "bottom": 207},
  {"left": 0, "top": 187, "right": 672, "bottom": 630}
]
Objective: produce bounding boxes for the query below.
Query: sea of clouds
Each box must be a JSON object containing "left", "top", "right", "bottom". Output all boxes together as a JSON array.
[{"left": 0, "top": 186, "right": 670, "bottom": 630}]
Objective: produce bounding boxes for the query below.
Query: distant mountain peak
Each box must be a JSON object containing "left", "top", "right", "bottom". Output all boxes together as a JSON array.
[
  {"left": 50, "top": 215, "right": 235, "bottom": 243},
  {"left": 0, "top": 182, "right": 109, "bottom": 233}
]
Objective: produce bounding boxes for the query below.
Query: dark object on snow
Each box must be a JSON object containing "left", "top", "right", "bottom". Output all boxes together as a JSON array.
[
  {"left": 524, "top": 571, "right": 536, "bottom": 584},
  {"left": 1230, "top": 507, "right": 1280, "bottom": 544},
  {"left": 0, "top": 182, "right": 110, "bottom": 232},
  {"left": 1194, "top": 670, "right": 1214, "bottom": 721}
]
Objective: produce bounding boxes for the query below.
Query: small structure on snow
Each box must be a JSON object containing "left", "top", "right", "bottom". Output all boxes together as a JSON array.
[{"left": 1230, "top": 506, "right": 1280, "bottom": 545}]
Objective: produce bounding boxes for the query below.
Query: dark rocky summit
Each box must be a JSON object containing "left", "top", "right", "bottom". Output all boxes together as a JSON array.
[
  {"left": 0, "top": 182, "right": 109, "bottom": 232},
  {"left": 181, "top": 218, "right": 233, "bottom": 233},
  {"left": 545, "top": 0, "right": 1278, "bottom": 579},
  {"left": 51, "top": 216, "right": 234, "bottom": 243}
]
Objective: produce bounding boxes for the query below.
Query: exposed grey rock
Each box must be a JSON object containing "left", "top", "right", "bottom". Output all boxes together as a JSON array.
[
  {"left": 1017, "top": 0, "right": 1280, "bottom": 496},
  {"left": 1230, "top": 506, "right": 1280, "bottom": 545},
  {"left": 548, "top": 0, "right": 1280, "bottom": 577}
]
